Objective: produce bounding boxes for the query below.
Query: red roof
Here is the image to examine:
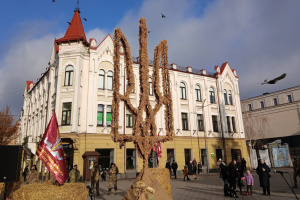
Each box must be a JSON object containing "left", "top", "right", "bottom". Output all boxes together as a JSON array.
[
  {"left": 26, "top": 81, "right": 33, "bottom": 91},
  {"left": 55, "top": 10, "right": 88, "bottom": 45}
]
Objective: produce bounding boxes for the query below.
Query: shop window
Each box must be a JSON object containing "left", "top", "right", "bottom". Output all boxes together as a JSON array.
[{"left": 126, "top": 149, "right": 136, "bottom": 170}]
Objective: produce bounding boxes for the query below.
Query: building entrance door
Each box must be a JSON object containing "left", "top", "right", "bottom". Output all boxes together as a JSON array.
[{"left": 216, "top": 149, "right": 223, "bottom": 161}]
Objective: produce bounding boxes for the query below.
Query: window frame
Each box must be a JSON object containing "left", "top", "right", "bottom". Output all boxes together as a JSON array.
[
  {"left": 181, "top": 112, "right": 189, "bottom": 130},
  {"left": 61, "top": 102, "right": 72, "bottom": 125},
  {"left": 180, "top": 82, "right": 187, "bottom": 100},
  {"left": 197, "top": 114, "right": 204, "bottom": 131},
  {"left": 97, "top": 104, "right": 104, "bottom": 126},
  {"left": 98, "top": 69, "right": 105, "bottom": 89},
  {"left": 226, "top": 116, "right": 231, "bottom": 133},
  {"left": 107, "top": 71, "right": 113, "bottom": 90},
  {"left": 64, "top": 65, "right": 74, "bottom": 86},
  {"left": 232, "top": 117, "right": 236, "bottom": 133},
  {"left": 260, "top": 101, "right": 265, "bottom": 108},
  {"left": 223, "top": 89, "right": 228, "bottom": 105},
  {"left": 248, "top": 104, "right": 252, "bottom": 111},
  {"left": 273, "top": 98, "right": 278, "bottom": 106},
  {"left": 209, "top": 87, "right": 215, "bottom": 103},
  {"left": 195, "top": 85, "right": 201, "bottom": 102},
  {"left": 228, "top": 90, "right": 233, "bottom": 105},
  {"left": 212, "top": 115, "right": 218, "bottom": 132},
  {"left": 287, "top": 95, "right": 293, "bottom": 103},
  {"left": 126, "top": 110, "right": 134, "bottom": 127},
  {"left": 106, "top": 105, "right": 112, "bottom": 127},
  {"left": 126, "top": 149, "right": 137, "bottom": 170}
]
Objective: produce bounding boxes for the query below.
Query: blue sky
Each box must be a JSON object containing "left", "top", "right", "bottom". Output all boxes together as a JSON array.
[{"left": 0, "top": 0, "right": 300, "bottom": 116}]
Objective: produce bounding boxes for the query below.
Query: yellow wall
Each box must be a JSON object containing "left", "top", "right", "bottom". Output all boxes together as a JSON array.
[{"left": 61, "top": 133, "right": 249, "bottom": 174}]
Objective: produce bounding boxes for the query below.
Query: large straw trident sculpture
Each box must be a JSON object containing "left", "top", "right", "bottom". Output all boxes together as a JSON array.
[{"left": 111, "top": 18, "right": 174, "bottom": 176}]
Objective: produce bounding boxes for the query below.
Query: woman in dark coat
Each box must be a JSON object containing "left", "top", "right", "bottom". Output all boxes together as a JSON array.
[
  {"left": 228, "top": 160, "right": 238, "bottom": 191},
  {"left": 256, "top": 159, "right": 271, "bottom": 195}
]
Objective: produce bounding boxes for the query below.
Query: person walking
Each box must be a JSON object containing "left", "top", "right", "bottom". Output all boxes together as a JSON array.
[
  {"left": 165, "top": 160, "right": 171, "bottom": 177},
  {"left": 183, "top": 165, "right": 190, "bottom": 181},
  {"left": 188, "top": 160, "right": 197, "bottom": 180},
  {"left": 198, "top": 162, "right": 202, "bottom": 174},
  {"left": 23, "top": 165, "right": 29, "bottom": 182},
  {"left": 236, "top": 161, "right": 244, "bottom": 195},
  {"left": 256, "top": 159, "right": 271, "bottom": 195},
  {"left": 217, "top": 158, "right": 222, "bottom": 178},
  {"left": 220, "top": 161, "right": 230, "bottom": 197},
  {"left": 292, "top": 153, "right": 300, "bottom": 188},
  {"left": 91, "top": 162, "right": 100, "bottom": 196},
  {"left": 108, "top": 163, "right": 119, "bottom": 195},
  {"left": 192, "top": 158, "right": 197, "bottom": 174},
  {"left": 69, "top": 164, "right": 80, "bottom": 183},
  {"left": 171, "top": 160, "right": 178, "bottom": 179},
  {"left": 26, "top": 165, "right": 39, "bottom": 184},
  {"left": 228, "top": 160, "right": 238, "bottom": 193},
  {"left": 245, "top": 169, "right": 254, "bottom": 195}
]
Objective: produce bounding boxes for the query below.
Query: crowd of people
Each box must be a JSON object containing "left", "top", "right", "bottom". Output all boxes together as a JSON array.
[{"left": 23, "top": 162, "right": 118, "bottom": 196}]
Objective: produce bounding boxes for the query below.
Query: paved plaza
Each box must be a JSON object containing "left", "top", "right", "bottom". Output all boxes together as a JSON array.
[{"left": 87, "top": 168, "right": 300, "bottom": 200}]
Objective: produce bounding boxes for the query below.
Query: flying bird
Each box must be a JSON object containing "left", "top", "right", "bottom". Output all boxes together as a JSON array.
[
  {"left": 67, "top": 22, "right": 72, "bottom": 25},
  {"left": 148, "top": 31, "right": 151, "bottom": 33},
  {"left": 261, "top": 73, "right": 287, "bottom": 85},
  {"left": 52, "top": 0, "right": 55, "bottom": 2},
  {"left": 161, "top": 13, "right": 166, "bottom": 18},
  {"left": 83, "top": 18, "right": 87, "bottom": 21}
]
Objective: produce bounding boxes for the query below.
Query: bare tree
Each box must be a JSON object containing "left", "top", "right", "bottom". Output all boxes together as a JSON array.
[{"left": 0, "top": 106, "right": 19, "bottom": 145}]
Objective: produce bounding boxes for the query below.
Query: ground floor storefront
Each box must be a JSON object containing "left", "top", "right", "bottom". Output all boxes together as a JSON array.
[{"left": 59, "top": 133, "right": 249, "bottom": 180}]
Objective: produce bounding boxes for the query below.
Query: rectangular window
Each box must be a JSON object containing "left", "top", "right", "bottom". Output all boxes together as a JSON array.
[
  {"left": 273, "top": 98, "right": 278, "bottom": 106},
  {"left": 226, "top": 116, "right": 231, "bottom": 133},
  {"left": 232, "top": 117, "right": 236, "bottom": 133},
  {"left": 62, "top": 102, "right": 72, "bottom": 125},
  {"left": 212, "top": 115, "right": 218, "bottom": 132},
  {"left": 288, "top": 95, "right": 293, "bottom": 103},
  {"left": 201, "top": 149, "right": 207, "bottom": 166},
  {"left": 260, "top": 101, "right": 264, "bottom": 108},
  {"left": 248, "top": 104, "right": 252, "bottom": 111},
  {"left": 106, "top": 105, "right": 112, "bottom": 126},
  {"left": 126, "top": 110, "right": 133, "bottom": 127},
  {"left": 181, "top": 113, "right": 188, "bottom": 130},
  {"left": 184, "top": 149, "right": 191, "bottom": 165},
  {"left": 126, "top": 149, "right": 136, "bottom": 170},
  {"left": 96, "top": 149, "right": 114, "bottom": 170},
  {"left": 167, "top": 149, "right": 175, "bottom": 163},
  {"left": 197, "top": 114, "right": 204, "bottom": 131},
  {"left": 97, "top": 104, "right": 104, "bottom": 126}
]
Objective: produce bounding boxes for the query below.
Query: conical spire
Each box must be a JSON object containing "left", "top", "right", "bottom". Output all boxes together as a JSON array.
[{"left": 55, "top": 10, "right": 88, "bottom": 44}]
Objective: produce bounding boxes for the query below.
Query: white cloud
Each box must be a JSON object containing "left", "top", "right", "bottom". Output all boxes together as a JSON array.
[
  {"left": 86, "top": 28, "right": 110, "bottom": 45},
  {"left": 116, "top": 0, "right": 300, "bottom": 97}
]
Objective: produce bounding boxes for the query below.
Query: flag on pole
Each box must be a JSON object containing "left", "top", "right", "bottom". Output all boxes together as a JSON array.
[
  {"left": 156, "top": 141, "right": 162, "bottom": 166},
  {"left": 36, "top": 110, "right": 68, "bottom": 184}
]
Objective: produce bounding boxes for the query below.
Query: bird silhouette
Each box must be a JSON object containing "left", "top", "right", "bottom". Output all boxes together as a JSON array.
[
  {"left": 148, "top": 31, "right": 151, "bottom": 33},
  {"left": 262, "top": 73, "right": 287, "bottom": 85},
  {"left": 52, "top": 0, "right": 55, "bottom": 2},
  {"left": 67, "top": 22, "right": 72, "bottom": 25},
  {"left": 161, "top": 13, "right": 166, "bottom": 18},
  {"left": 83, "top": 18, "right": 87, "bottom": 21}
]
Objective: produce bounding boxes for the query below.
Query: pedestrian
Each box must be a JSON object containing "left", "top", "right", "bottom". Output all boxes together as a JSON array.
[
  {"left": 165, "top": 160, "right": 171, "bottom": 177},
  {"left": 183, "top": 165, "right": 190, "bottom": 181},
  {"left": 171, "top": 160, "right": 178, "bottom": 179},
  {"left": 101, "top": 168, "right": 107, "bottom": 181},
  {"left": 228, "top": 160, "right": 238, "bottom": 193},
  {"left": 26, "top": 165, "right": 39, "bottom": 184},
  {"left": 241, "top": 158, "right": 247, "bottom": 174},
  {"left": 91, "top": 162, "right": 100, "bottom": 196},
  {"left": 69, "top": 164, "right": 80, "bottom": 183},
  {"left": 220, "top": 161, "right": 230, "bottom": 197},
  {"left": 108, "top": 163, "right": 119, "bottom": 195},
  {"left": 198, "top": 162, "right": 202, "bottom": 174},
  {"left": 244, "top": 169, "right": 254, "bottom": 195},
  {"left": 217, "top": 158, "right": 222, "bottom": 178},
  {"left": 188, "top": 160, "right": 197, "bottom": 180},
  {"left": 256, "top": 159, "right": 271, "bottom": 195},
  {"left": 236, "top": 161, "right": 244, "bottom": 195},
  {"left": 23, "top": 165, "right": 29, "bottom": 182},
  {"left": 292, "top": 153, "right": 300, "bottom": 188},
  {"left": 192, "top": 158, "right": 197, "bottom": 174}
]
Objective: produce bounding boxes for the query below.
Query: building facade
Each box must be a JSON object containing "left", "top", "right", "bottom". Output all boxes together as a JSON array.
[
  {"left": 241, "top": 85, "right": 300, "bottom": 168},
  {"left": 19, "top": 9, "right": 247, "bottom": 179}
]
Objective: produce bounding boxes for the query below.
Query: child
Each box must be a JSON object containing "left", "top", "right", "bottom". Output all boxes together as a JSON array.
[
  {"left": 183, "top": 165, "right": 190, "bottom": 181},
  {"left": 244, "top": 169, "right": 254, "bottom": 195}
]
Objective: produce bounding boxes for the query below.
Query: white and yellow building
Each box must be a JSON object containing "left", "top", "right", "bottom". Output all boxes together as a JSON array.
[{"left": 19, "top": 9, "right": 248, "bottom": 180}]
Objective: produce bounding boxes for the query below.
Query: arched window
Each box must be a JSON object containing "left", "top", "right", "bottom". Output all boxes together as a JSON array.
[
  {"left": 209, "top": 87, "right": 215, "bottom": 103},
  {"left": 223, "top": 89, "right": 228, "bottom": 105},
  {"left": 195, "top": 85, "right": 201, "bottom": 101},
  {"left": 180, "top": 82, "right": 186, "bottom": 99},
  {"left": 228, "top": 90, "right": 233, "bottom": 105},
  {"left": 64, "top": 65, "right": 74, "bottom": 86},
  {"left": 149, "top": 77, "right": 153, "bottom": 95},
  {"left": 107, "top": 71, "right": 113, "bottom": 90},
  {"left": 98, "top": 69, "right": 105, "bottom": 89}
]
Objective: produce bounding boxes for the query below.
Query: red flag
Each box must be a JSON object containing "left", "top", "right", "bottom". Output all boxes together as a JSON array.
[
  {"left": 157, "top": 141, "right": 162, "bottom": 165},
  {"left": 36, "top": 110, "right": 68, "bottom": 184}
]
